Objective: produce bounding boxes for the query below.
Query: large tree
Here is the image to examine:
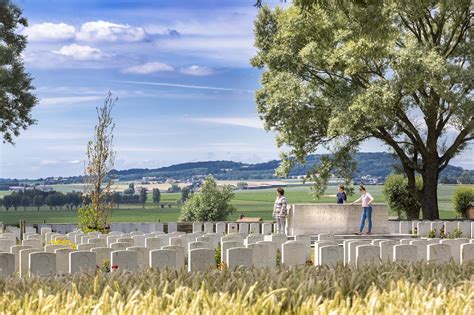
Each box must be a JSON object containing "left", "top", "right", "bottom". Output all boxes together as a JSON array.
[
  {"left": 252, "top": 1, "right": 473, "bottom": 219},
  {"left": 0, "top": 0, "right": 38, "bottom": 143}
]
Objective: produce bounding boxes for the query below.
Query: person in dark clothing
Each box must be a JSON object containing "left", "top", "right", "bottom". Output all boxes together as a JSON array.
[{"left": 336, "top": 185, "right": 347, "bottom": 204}]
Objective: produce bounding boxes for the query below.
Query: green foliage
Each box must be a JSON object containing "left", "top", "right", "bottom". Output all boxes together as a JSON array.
[
  {"left": 168, "top": 183, "right": 181, "bottom": 193},
  {"left": 452, "top": 186, "right": 474, "bottom": 217},
  {"left": 152, "top": 188, "right": 161, "bottom": 205},
  {"left": 0, "top": 0, "right": 38, "bottom": 144},
  {"left": 180, "top": 186, "right": 191, "bottom": 203},
  {"left": 78, "top": 203, "right": 107, "bottom": 233},
  {"left": 214, "top": 246, "right": 221, "bottom": 268},
  {"left": 180, "top": 175, "right": 236, "bottom": 221},
  {"left": 236, "top": 182, "right": 248, "bottom": 189},
  {"left": 427, "top": 230, "right": 436, "bottom": 238},
  {"left": 139, "top": 188, "right": 147, "bottom": 208},
  {"left": 383, "top": 174, "right": 422, "bottom": 219},
  {"left": 252, "top": 1, "right": 474, "bottom": 220}
]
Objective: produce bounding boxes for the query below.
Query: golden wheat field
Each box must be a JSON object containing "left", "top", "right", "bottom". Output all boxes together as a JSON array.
[{"left": 0, "top": 263, "right": 472, "bottom": 314}]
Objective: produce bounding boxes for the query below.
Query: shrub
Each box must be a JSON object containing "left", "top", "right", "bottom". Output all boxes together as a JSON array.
[
  {"left": 383, "top": 174, "right": 422, "bottom": 219},
  {"left": 50, "top": 239, "right": 77, "bottom": 250},
  {"left": 452, "top": 186, "right": 474, "bottom": 218},
  {"left": 180, "top": 175, "right": 236, "bottom": 221}
]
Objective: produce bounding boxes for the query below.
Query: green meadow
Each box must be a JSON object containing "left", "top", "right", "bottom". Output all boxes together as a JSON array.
[{"left": 0, "top": 184, "right": 464, "bottom": 225}]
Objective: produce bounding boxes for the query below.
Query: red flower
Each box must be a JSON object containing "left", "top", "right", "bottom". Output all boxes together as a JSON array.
[{"left": 112, "top": 264, "right": 119, "bottom": 270}]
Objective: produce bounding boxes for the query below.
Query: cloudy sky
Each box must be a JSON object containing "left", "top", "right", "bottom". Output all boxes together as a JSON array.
[{"left": 1, "top": 0, "right": 472, "bottom": 178}]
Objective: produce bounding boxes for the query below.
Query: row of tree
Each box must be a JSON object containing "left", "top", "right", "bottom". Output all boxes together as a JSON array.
[{"left": 0, "top": 190, "right": 82, "bottom": 211}]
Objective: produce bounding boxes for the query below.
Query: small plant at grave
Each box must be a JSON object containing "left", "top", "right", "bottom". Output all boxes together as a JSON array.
[
  {"left": 214, "top": 247, "right": 226, "bottom": 269},
  {"left": 452, "top": 228, "right": 462, "bottom": 239},
  {"left": 101, "top": 260, "right": 111, "bottom": 272},
  {"left": 409, "top": 229, "right": 412, "bottom": 235},
  {"left": 276, "top": 249, "right": 281, "bottom": 266},
  {"left": 305, "top": 259, "right": 313, "bottom": 266},
  {"left": 413, "top": 227, "right": 418, "bottom": 235},
  {"left": 51, "top": 239, "right": 77, "bottom": 250},
  {"left": 427, "top": 229, "right": 436, "bottom": 238},
  {"left": 439, "top": 227, "right": 447, "bottom": 239}
]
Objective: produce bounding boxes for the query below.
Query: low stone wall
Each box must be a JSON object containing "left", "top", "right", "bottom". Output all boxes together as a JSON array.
[{"left": 287, "top": 203, "right": 389, "bottom": 235}]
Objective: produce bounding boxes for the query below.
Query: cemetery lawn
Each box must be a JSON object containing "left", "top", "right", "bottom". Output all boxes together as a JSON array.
[
  {"left": 0, "top": 185, "right": 464, "bottom": 225},
  {"left": 0, "top": 263, "right": 472, "bottom": 314}
]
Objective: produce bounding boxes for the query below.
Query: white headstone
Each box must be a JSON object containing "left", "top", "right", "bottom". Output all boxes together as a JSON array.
[
  {"left": 150, "top": 249, "right": 177, "bottom": 270},
  {"left": 111, "top": 250, "right": 138, "bottom": 271},
  {"left": 400, "top": 239, "right": 414, "bottom": 245},
  {"left": 131, "top": 235, "right": 146, "bottom": 247},
  {"left": 282, "top": 241, "right": 306, "bottom": 266},
  {"left": 314, "top": 241, "right": 338, "bottom": 265},
  {"left": 29, "top": 252, "right": 56, "bottom": 277},
  {"left": 44, "top": 244, "right": 68, "bottom": 253},
  {"left": 262, "top": 223, "right": 272, "bottom": 235},
  {"left": 10, "top": 245, "right": 31, "bottom": 272},
  {"left": 69, "top": 251, "right": 96, "bottom": 274},
  {"left": 22, "top": 239, "right": 42, "bottom": 250},
  {"left": 221, "top": 233, "right": 244, "bottom": 244},
  {"left": 0, "top": 253, "right": 15, "bottom": 277},
  {"left": 269, "top": 234, "right": 287, "bottom": 248},
  {"left": 317, "top": 233, "right": 335, "bottom": 242},
  {"left": 54, "top": 248, "right": 73, "bottom": 275},
  {"left": 393, "top": 244, "right": 417, "bottom": 263},
  {"left": 215, "top": 222, "right": 226, "bottom": 235},
  {"left": 221, "top": 241, "right": 242, "bottom": 263},
  {"left": 457, "top": 222, "right": 470, "bottom": 238},
  {"left": 356, "top": 245, "right": 380, "bottom": 267},
  {"left": 244, "top": 234, "right": 264, "bottom": 247},
  {"left": 126, "top": 246, "right": 150, "bottom": 269},
  {"left": 161, "top": 245, "right": 185, "bottom": 270},
  {"left": 145, "top": 237, "right": 163, "bottom": 250},
  {"left": 238, "top": 223, "right": 249, "bottom": 235},
  {"left": 203, "top": 222, "right": 214, "bottom": 233},
  {"left": 440, "top": 238, "right": 469, "bottom": 264},
  {"left": 399, "top": 221, "right": 410, "bottom": 234},
  {"left": 167, "top": 222, "right": 177, "bottom": 233},
  {"left": 227, "top": 223, "right": 238, "bottom": 234},
  {"left": 379, "top": 240, "right": 397, "bottom": 262},
  {"left": 19, "top": 249, "right": 40, "bottom": 278},
  {"left": 249, "top": 223, "right": 260, "bottom": 234},
  {"left": 427, "top": 243, "right": 451, "bottom": 264},
  {"left": 192, "top": 222, "right": 202, "bottom": 233},
  {"left": 295, "top": 235, "right": 311, "bottom": 260},
  {"left": 77, "top": 243, "right": 96, "bottom": 251},
  {"left": 40, "top": 227, "right": 52, "bottom": 235},
  {"left": 0, "top": 238, "right": 16, "bottom": 252},
  {"left": 188, "top": 248, "right": 214, "bottom": 272},
  {"left": 430, "top": 221, "right": 444, "bottom": 237},
  {"left": 409, "top": 239, "right": 428, "bottom": 261},
  {"left": 90, "top": 247, "right": 113, "bottom": 267},
  {"left": 317, "top": 245, "right": 343, "bottom": 268},
  {"left": 169, "top": 237, "right": 186, "bottom": 248},
  {"left": 203, "top": 233, "right": 221, "bottom": 249},
  {"left": 248, "top": 242, "right": 276, "bottom": 268},
  {"left": 444, "top": 221, "right": 457, "bottom": 236},
  {"left": 154, "top": 223, "right": 164, "bottom": 233},
  {"left": 417, "top": 222, "right": 430, "bottom": 237},
  {"left": 460, "top": 243, "right": 474, "bottom": 264},
  {"left": 226, "top": 247, "right": 252, "bottom": 269},
  {"left": 110, "top": 242, "right": 130, "bottom": 250},
  {"left": 346, "top": 241, "right": 370, "bottom": 265},
  {"left": 88, "top": 238, "right": 107, "bottom": 248}
]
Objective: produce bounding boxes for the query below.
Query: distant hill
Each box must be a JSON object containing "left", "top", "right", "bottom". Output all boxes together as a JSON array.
[{"left": 2, "top": 152, "right": 473, "bottom": 185}]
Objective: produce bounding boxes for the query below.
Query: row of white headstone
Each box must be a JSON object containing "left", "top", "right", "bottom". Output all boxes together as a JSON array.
[{"left": 389, "top": 220, "right": 474, "bottom": 238}]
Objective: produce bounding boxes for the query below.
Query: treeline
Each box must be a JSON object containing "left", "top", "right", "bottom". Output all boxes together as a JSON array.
[{"left": 0, "top": 190, "right": 82, "bottom": 211}]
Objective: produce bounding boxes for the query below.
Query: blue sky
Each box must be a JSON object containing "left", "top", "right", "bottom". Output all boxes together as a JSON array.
[{"left": 0, "top": 0, "right": 472, "bottom": 178}]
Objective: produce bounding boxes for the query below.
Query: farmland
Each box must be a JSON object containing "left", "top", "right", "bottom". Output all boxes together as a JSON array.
[{"left": 0, "top": 184, "right": 465, "bottom": 225}]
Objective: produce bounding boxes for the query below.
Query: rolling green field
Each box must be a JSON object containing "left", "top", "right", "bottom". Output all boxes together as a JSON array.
[{"left": 0, "top": 184, "right": 465, "bottom": 225}]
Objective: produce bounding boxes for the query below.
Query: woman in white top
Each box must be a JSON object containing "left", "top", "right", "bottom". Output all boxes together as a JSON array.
[
  {"left": 273, "top": 187, "right": 288, "bottom": 234},
  {"left": 352, "top": 185, "right": 374, "bottom": 235}
]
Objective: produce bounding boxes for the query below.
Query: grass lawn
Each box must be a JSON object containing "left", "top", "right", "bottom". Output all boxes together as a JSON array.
[{"left": 0, "top": 185, "right": 465, "bottom": 225}]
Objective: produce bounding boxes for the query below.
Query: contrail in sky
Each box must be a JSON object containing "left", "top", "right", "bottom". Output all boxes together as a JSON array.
[{"left": 112, "top": 80, "right": 255, "bottom": 93}]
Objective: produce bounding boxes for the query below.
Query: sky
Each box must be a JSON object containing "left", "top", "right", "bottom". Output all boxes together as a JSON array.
[{"left": 0, "top": 0, "right": 472, "bottom": 179}]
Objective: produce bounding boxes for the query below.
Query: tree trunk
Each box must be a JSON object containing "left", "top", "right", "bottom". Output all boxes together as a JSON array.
[{"left": 421, "top": 164, "right": 440, "bottom": 220}]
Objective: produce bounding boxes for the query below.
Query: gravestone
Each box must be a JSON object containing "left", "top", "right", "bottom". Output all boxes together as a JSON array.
[
  {"left": 169, "top": 237, "right": 186, "bottom": 248},
  {"left": 154, "top": 223, "right": 164, "bottom": 233},
  {"left": 417, "top": 222, "right": 430, "bottom": 237},
  {"left": 248, "top": 242, "right": 276, "bottom": 268},
  {"left": 460, "top": 243, "right": 474, "bottom": 264},
  {"left": 132, "top": 235, "right": 146, "bottom": 247},
  {"left": 167, "top": 222, "right": 177, "bottom": 233},
  {"left": 269, "top": 234, "right": 287, "bottom": 249},
  {"left": 77, "top": 244, "right": 96, "bottom": 251},
  {"left": 281, "top": 241, "right": 306, "bottom": 266},
  {"left": 356, "top": 245, "right": 380, "bottom": 267},
  {"left": 188, "top": 241, "right": 209, "bottom": 252},
  {"left": 188, "top": 248, "right": 214, "bottom": 272},
  {"left": 161, "top": 245, "right": 185, "bottom": 270},
  {"left": 430, "top": 221, "right": 444, "bottom": 237},
  {"left": 314, "top": 241, "right": 338, "bottom": 265},
  {"left": 221, "top": 233, "right": 244, "bottom": 244},
  {"left": 388, "top": 221, "right": 399, "bottom": 234},
  {"left": 30, "top": 252, "right": 56, "bottom": 277},
  {"left": 444, "top": 221, "right": 457, "bottom": 236},
  {"left": 0, "top": 253, "right": 15, "bottom": 277},
  {"left": 45, "top": 244, "right": 68, "bottom": 253},
  {"left": 249, "top": 223, "right": 260, "bottom": 234},
  {"left": 399, "top": 221, "right": 410, "bottom": 234},
  {"left": 294, "top": 234, "right": 311, "bottom": 260},
  {"left": 88, "top": 238, "right": 107, "bottom": 248},
  {"left": 262, "top": 223, "right": 273, "bottom": 235},
  {"left": 110, "top": 242, "right": 130, "bottom": 250},
  {"left": 10, "top": 245, "right": 31, "bottom": 272},
  {"left": 238, "top": 223, "right": 249, "bottom": 235},
  {"left": 192, "top": 222, "right": 203, "bottom": 233},
  {"left": 400, "top": 239, "right": 414, "bottom": 245},
  {"left": 150, "top": 249, "right": 177, "bottom": 270},
  {"left": 203, "top": 222, "right": 214, "bottom": 233},
  {"left": 195, "top": 237, "right": 214, "bottom": 249},
  {"left": 126, "top": 246, "right": 150, "bottom": 269},
  {"left": 244, "top": 234, "right": 264, "bottom": 246},
  {"left": 22, "top": 239, "right": 42, "bottom": 250},
  {"left": 19, "top": 249, "right": 40, "bottom": 278},
  {"left": 91, "top": 247, "right": 113, "bottom": 266},
  {"left": 440, "top": 238, "right": 469, "bottom": 264},
  {"left": 55, "top": 248, "right": 73, "bottom": 275},
  {"left": 111, "top": 250, "right": 138, "bottom": 272},
  {"left": 393, "top": 245, "right": 417, "bottom": 263},
  {"left": 346, "top": 241, "right": 370, "bottom": 265},
  {"left": 227, "top": 223, "right": 238, "bottom": 234},
  {"left": 317, "top": 233, "right": 335, "bottom": 242},
  {"left": 203, "top": 233, "right": 221, "bottom": 249},
  {"left": 226, "top": 247, "right": 252, "bottom": 269},
  {"left": 145, "top": 237, "right": 163, "bottom": 250},
  {"left": 371, "top": 239, "right": 385, "bottom": 246},
  {"left": 427, "top": 244, "right": 451, "bottom": 264},
  {"left": 215, "top": 222, "right": 226, "bottom": 235},
  {"left": 0, "top": 238, "right": 16, "bottom": 252},
  {"left": 409, "top": 240, "right": 428, "bottom": 261},
  {"left": 317, "top": 245, "right": 343, "bottom": 268},
  {"left": 457, "top": 222, "right": 470, "bottom": 238},
  {"left": 221, "top": 241, "right": 242, "bottom": 263},
  {"left": 69, "top": 251, "right": 96, "bottom": 274},
  {"left": 80, "top": 235, "right": 92, "bottom": 245},
  {"left": 379, "top": 240, "right": 397, "bottom": 262}
]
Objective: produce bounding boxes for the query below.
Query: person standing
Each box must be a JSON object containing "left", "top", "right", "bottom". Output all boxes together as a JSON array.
[
  {"left": 336, "top": 185, "right": 347, "bottom": 204},
  {"left": 273, "top": 187, "right": 288, "bottom": 234},
  {"left": 352, "top": 185, "right": 374, "bottom": 235}
]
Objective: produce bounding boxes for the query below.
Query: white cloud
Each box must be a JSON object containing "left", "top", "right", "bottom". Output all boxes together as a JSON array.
[
  {"left": 123, "top": 62, "right": 174, "bottom": 74},
  {"left": 52, "top": 44, "right": 106, "bottom": 60},
  {"left": 180, "top": 65, "right": 214, "bottom": 76},
  {"left": 76, "top": 21, "right": 147, "bottom": 42},
  {"left": 39, "top": 95, "right": 104, "bottom": 106},
  {"left": 189, "top": 117, "right": 264, "bottom": 129},
  {"left": 22, "top": 23, "right": 76, "bottom": 41}
]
